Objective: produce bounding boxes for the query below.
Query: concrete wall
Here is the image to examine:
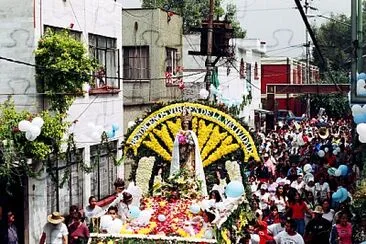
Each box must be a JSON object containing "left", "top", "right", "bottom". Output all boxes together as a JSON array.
[
  {"left": 0, "top": 0, "right": 40, "bottom": 112},
  {"left": 0, "top": 1, "right": 124, "bottom": 243}
]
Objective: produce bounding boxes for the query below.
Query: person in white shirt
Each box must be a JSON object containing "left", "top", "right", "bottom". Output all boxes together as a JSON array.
[
  {"left": 275, "top": 219, "right": 304, "bottom": 244},
  {"left": 268, "top": 215, "right": 287, "bottom": 237},
  {"left": 39, "top": 212, "right": 68, "bottom": 244},
  {"left": 314, "top": 177, "right": 330, "bottom": 203},
  {"left": 84, "top": 196, "right": 103, "bottom": 226},
  {"left": 100, "top": 206, "right": 123, "bottom": 234},
  {"left": 291, "top": 174, "right": 305, "bottom": 195}
]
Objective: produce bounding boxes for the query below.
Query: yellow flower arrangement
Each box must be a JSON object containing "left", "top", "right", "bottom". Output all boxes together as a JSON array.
[
  {"left": 200, "top": 125, "right": 227, "bottom": 160},
  {"left": 204, "top": 136, "right": 240, "bottom": 166},
  {"left": 197, "top": 120, "right": 214, "bottom": 149},
  {"left": 120, "top": 223, "right": 134, "bottom": 234},
  {"left": 135, "top": 157, "right": 155, "bottom": 195},
  {"left": 143, "top": 133, "right": 171, "bottom": 161},
  {"left": 136, "top": 221, "right": 157, "bottom": 235},
  {"left": 192, "top": 116, "right": 198, "bottom": 134},
  {"left": 153, "top": 124, "right": 174, "bottom": 153},
  {"left": 221, "top": 228, "right": 232, "bottom": 244},
  {"left": 166, "top": 118, "right": 181, "bottom": 138}
]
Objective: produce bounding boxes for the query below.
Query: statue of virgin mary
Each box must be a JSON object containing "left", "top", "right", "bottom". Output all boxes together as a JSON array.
[{"left": 169, "top": 109, "right": 208, "bottom": 196}]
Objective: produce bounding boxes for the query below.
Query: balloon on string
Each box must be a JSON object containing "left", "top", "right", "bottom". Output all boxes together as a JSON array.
[
  {"left": 106, "top": 130, "right": 115, "bottom": 139},
  {"left": 327, "top": 167, "right": 337, "bottom": 176},
  {"left": 303, "top": 164, "right": 312, "bottom": 174},
  {"left": 128, "top": 206, "right": 141, "bottom": 219},
  {"left": 324, "top": 147, "right": 329, "bottom": 153},
  {"left": 225, "top": 181, "right": 244, "bottom": 198},
  {"left": 29, "top": 125, "right": 41, "bottom": 137},
  {"left": 32, "top": 117, "right": 44, "bottom": 128},
  {"left": 332, "top": 190, "right": 342, "bottom": 202},
  {"left": 199, "top": 88, "right": 209, "bottom": 100},
  {"left": 339, "top": 187, "right": 349, "bottom": 203},
  {"left": 317, "top": 150, "right": 325, "bottom": 158},
  {"left": 333, "top": 150, "right": 338, "bottom": 156},
  {"left": 336, "top": 147, "right": 341, "bottom": 153},
  {"left": 358, "top": 72, "right": 366, "bottom": 80},
  {"left": 338, "top": 165, "right": 348, "bottom": 176},
  {"left": 18, "top": 120, "right": 31, "bottom": 132}
]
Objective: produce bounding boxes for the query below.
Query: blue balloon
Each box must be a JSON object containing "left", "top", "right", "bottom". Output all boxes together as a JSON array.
[
  {"left": 339, "top": 188, "right": 349, "bottom": 203},
  {"left": 128, "top": 206, "right": 141, "bottom": 219},
  {"left": 338, "top": 165, "right": 348, "bottom": 176},
  {"left": 112, "top": 123, "right": 119, "bottom": 132},
  {"left": 332, "top": 190, "right": 342, "bottom": 202},
  {"left": 358, "top": 72, "right": 366, "bottom": 80},
  {"left": 189, "top": 203, "right": 201, "bottom": 214},
  {"left": 354, "top": 114, "right": 366, "bottom": 124},
  {"left": 225, "top": 181, "right": 244, "bottom": 198},
  {"left": 106, "top": 130, "right": 115, "bottom": 138}
]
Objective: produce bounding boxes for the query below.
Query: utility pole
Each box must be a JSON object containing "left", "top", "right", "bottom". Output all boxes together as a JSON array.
[
  {"left": 351, "top": 0, "right": 358, "bottom": 101},
  {"left": 206, "top": 0, "right": 215, "bottom": 98},
  {"left": 357, "top": 0, "right": 363, "bottom": 72},
  {"left": 303, "top": 0, "right": 316, "bottom": 118}
]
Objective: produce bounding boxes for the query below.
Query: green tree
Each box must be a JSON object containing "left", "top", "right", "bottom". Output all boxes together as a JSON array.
[
  {"left": 312, "top": 14, "right": 351, "bottom": 79},
  {"left": 35, "top": 29, "right": 97, "bottom": 113},
  {"left": 142, "top": 0, "right": 245, "bottom": 37}
]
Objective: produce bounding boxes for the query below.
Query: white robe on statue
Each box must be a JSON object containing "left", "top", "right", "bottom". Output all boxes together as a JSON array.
[{"left": 170, "top": 130, "right": 208, "bottom": 196}]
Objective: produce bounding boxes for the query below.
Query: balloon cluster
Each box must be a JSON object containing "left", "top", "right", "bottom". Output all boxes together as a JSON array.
[
  {"left": 332, "top": 187, "right": 348, "bottom": 203},
  {"left": 351, "top": 105, "right": 366, "bottom": 143},
  {"left": 327, "top": 164, "right": 348, "bottom": 177},
  {"left": 106, "top": 123, "right": 119, "bottom": 139},
  {"left": 357, "top": 73, "right": 366, "bottom": 96},
  {"left": 317, "top": 146, "right": 341, "bottom": 157},
  {"left": 18, "top": 117, "right": 44, "bottom": 141}
]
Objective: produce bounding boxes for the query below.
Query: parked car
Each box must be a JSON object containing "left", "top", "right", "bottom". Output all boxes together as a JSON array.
[{"left": 276, "top": 109, "right": 304, "bottom": 124}]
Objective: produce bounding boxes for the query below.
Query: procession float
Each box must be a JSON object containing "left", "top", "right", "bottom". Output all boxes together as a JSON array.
[{"left": 89, "top": 101, "right": 260, "bottom": 243}]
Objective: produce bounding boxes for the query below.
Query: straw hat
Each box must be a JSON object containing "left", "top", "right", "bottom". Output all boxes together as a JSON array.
[
  {"left": 47, "top": 212, "right": 65, "bottom": 224},
  {"left": 313, "top": 206, "right": 324, "bottom": 214}
]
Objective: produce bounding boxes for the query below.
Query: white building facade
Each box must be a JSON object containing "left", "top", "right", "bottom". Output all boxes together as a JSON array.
[
  {"left": 183, "top": 35, "right": 266, "bottom": 127},
  {"left": 0, "top": 1, "right": 123, "bottom": 243}
]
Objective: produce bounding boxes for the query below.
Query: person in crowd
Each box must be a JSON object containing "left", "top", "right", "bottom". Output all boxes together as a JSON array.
[
  {"left": 267, "top": 214, "right": 287, "bottom": 237},
  {"left": 117, "top": 191, "right": 133, "bottom": 222},
  {"left": 321, "top": 199, "right": 335, "bottom": 223},
  {"left": 257, "top": 184, "right": 270, "bottom": 216},
  {"left": 314, "top": 176, "right": 330, "bottom": 203},
  {"left": 304, "top": 206, "right": 331, "bottom": 243},
  {"left": 65, "top": 205, "right": 79, "bottom": 227},
  {"left": 208, "top": 190, "right": 222, "bottom": 203},
  {"left": 255, "top": 162, "right": 270, "bottom": 182},
  {"left": 68, "top": 212, "right": 89, "bottom": 244},
  {"left": 100, "top": 206, "right": 123, "bottom": 234},
  {"left": 39, "top": 212, "right": 68, "bottom": 244},
  {"left": 7, "top": 211, "right": 18, "bottom": 244},
  {"left": 304, "top": 191, "right": 315, "bottom": 226},
  {"left": 330, "top": 212, "right": 353, "bottom": 244},
  {"left": 264, "top": 205, "right": 281, "bottom": 226},
  {"left": 83, "top": 196, "right": 103, "bottom": 227},
  {"left": 287, "top": 191, "right": 312, "bottom": 236},
  {"left": 274, "top": 219, "right": 304, "bottom": 244},
  {"left": 272, "top": 185, "right": 287, "bottom": 218},
  {"left": 291, "top": 174, "right": 305, "bottom": 195}
]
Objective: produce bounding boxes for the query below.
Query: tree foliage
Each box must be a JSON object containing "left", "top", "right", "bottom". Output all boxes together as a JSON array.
[
  {"left": 142, "top": 0, "right": 245, "bottom": 38},
  {"left": 312, "top": 14, "right": 351, "bottom": 81},
  {"left": 35, "top": 29, "right": 97, "bottom": 113}
]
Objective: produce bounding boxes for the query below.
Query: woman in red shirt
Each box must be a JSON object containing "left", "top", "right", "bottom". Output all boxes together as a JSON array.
[
  {"left": 287, "top": 191, "right": 312, "bottom": 236},
  {"left": 68, "top": 212, "right": 90, "bottom": 244}
]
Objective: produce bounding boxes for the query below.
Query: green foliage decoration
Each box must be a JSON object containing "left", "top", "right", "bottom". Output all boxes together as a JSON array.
[
  {"left": 0, "top": 99, "right": 69, "bottom": 191},
  {"left": 35, "top": 29, "right": 98, "bottom": 113}
]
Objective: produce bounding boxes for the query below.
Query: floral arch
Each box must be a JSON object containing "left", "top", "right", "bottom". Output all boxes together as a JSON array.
[{"left": 123, "top": 102, "right": 260, "bottom": 181}]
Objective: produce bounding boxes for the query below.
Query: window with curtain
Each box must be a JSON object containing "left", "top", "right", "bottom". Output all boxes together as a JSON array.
[{"left": 123, "top": 46, "right": 150, "bottom": 80}]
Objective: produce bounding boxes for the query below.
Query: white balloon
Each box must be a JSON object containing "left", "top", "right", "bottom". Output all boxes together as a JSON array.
[
  {"left": 336, "top": 147, "right": 341, "bottom": 153},
  {"left": 303, "top": 164, "right": 312, "bottom": 174},
  {"left": 333, "top": 150, "right": 338, "bottom": 156},
  {"left": 127, "top": 121, "right": 136, "bottom": 129},
  {"left": 199, "top": 88, "right": 209, "bottom": 99},
  {"left": 29, "top": 125, "right": 41, "bottom": 137},
  {"left": 324, "top": 147, "right": 329, "bottom": 153},
  {"left": 360, "top": 134, "right": 366, "bottom": 143},
  {"left": 318, "top": 150, "right": 325, "bottom": 157},
  {"left": 18, "top": 120, "right": 31, "bottom": 132},
  {"left": 335, "top": 169, "right": 342, "bottom": 177},
  {"left": 356, "top": 123, "right": 366, "bottom": 134},
  {"left": 32, "top": 117, "right": 44, "bottom": 128},
  {"left": 25, "top": 131, "right": 37, "bottom": 141}
]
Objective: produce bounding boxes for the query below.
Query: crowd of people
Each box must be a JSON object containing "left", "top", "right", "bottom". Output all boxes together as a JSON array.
[
  {"left": 236, "top": 116, "right": 366, "bottom": 244},
  {"left": 27, "top": 115, "right": 365, "bottom": 244}
]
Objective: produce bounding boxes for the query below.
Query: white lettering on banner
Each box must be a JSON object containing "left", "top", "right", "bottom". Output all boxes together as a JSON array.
[{"left": 128, "top": 103, "right": 255, "bottom": 154}]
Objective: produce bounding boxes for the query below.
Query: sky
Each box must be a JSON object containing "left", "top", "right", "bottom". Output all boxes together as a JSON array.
[{"left": 120, "top": 0, "right": 351, "bottom": 57}]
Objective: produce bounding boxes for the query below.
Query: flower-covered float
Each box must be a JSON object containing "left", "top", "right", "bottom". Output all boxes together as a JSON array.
[{"left": 90, "top": 101, "right": 260, "bottom": 244}]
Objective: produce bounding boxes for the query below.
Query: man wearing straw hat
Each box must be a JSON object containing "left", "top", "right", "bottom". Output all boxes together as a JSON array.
[{"left": 39, "top": 212, "right": 68, "bottom": 244}]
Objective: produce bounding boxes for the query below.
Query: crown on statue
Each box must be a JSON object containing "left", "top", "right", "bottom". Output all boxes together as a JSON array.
[{"left": 181, "top": 108, "right": 192, "bottom": 122}]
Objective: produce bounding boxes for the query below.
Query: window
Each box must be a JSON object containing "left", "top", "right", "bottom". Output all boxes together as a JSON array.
[
  {"left": 89, "top": 34, "right": 119, "bottom": 88},
  {"left": 246, "top": 63, "right": 252, "bottom": 92},
  {"left": 254, "top": 62, "right": 259, "bottom": 80},
  {"left": 123, "top": 46, "right": 150, "bottom": 80},
  {"left": 165, "top": 48, "right": 178, "bottom": 74}
]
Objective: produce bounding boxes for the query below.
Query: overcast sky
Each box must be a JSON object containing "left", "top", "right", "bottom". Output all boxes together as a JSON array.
[{"left": 120, "top": 0, "right": 351, "bottom": 57}]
